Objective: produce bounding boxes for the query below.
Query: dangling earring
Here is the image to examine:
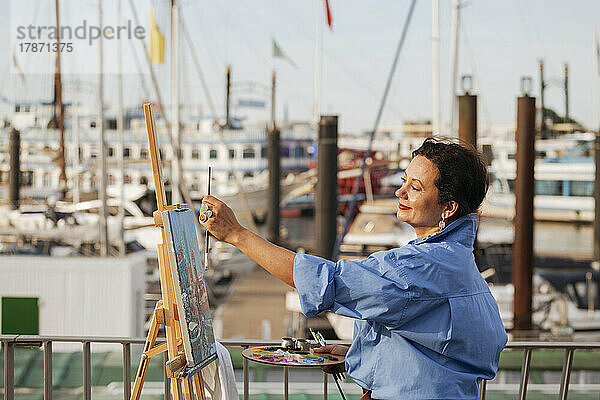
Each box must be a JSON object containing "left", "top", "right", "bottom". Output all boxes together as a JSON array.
[{"left": 438, "top": 215, "right": 446, "bottom": 231}]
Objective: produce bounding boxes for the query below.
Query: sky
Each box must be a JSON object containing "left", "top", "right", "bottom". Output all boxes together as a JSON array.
[{"left": 0, "top": 0, "right": 599, "bottom": 134}]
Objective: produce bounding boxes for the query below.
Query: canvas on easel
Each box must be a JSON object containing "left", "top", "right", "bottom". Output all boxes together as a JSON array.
[
  {"left": 163, "top": 207, "right": 217, "bottom": 375},
  {"left": 131, "top": 103, "right": 209, "bottom": 400}
]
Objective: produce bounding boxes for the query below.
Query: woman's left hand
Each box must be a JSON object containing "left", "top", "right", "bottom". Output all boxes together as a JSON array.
[{"left": 314, "top": 344, "right": 348, "bottom": 374}]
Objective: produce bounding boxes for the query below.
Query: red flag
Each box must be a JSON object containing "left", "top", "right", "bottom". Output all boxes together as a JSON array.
[{"left": 324, "top": 0, "right": 333, "bottom": 29}]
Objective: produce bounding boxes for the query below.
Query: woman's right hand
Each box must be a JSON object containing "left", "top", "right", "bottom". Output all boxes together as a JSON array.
[
  {"left": 199, "top": 195, "right": 297, "bottom": 287},
  {"left": 199, "top": 195, "right": 245, "bottom": 245}
]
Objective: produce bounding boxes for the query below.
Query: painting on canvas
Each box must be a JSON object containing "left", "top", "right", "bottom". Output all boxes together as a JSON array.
[{"left": 163, "top": 208, "right": 217, "bottom": 372}]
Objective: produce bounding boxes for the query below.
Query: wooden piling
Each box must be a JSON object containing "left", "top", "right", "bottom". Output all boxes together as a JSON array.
[
  {"left": 267, "top": 127, "right": 281, "bottom": 244},
  {"left": 458, "top": 92, "right": 479, "bottom": 262},
  {"left": 316, "top": 115, "right": 338, "bottom": 259},
  {"left": 458, "top": 93, "right": 477, "bottom": 149},
  {"left": 268, "top": 71, "right": 280, "bottom": 244},
  {"left": 512, "top": 94, "right": 536, "bottom": 332},
  {"left": 9, "top": 128, "right": 20, "bottom": 210},
  {"left": 594, "top": 132, "right": 600, "bottom": 261}
]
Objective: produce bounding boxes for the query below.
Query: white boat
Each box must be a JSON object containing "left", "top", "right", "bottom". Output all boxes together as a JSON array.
[
  {"left": 340, "top": 212, "right": 416, "bottom": 254},
  {"left": 216, "top": 170, "right": 316, "bottom": 222},
  {"left": 1, "top": 197, "right": 160, "bottom": 252},
  {"left": 476, "top": 131, "right": 597, "bottom": 223},
  {"left": 488, "top": 277, "right": 600, "bottom": 333},
  {"left": 483, "top": 157, "right": 595, "bottom": 223}
]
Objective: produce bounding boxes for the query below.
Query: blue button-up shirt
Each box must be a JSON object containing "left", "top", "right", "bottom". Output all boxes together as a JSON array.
[{"left": 293, "top": 213, "right": 507, "bottom": 399}]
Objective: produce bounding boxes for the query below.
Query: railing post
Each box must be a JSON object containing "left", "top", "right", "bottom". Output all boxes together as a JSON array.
[
  {"left": 283, "top": 365, "right": 289, "bottom": 400},
  {"left": 478, "top": 379, "right": 486, "bottom": 400},
  {"left": 4, "top": 341, "right": 15, "bottom": 400},
  {"left": 44, "top": 341, "right": 53, "bottom": 400},
  {"left": 518, "top": 348, "right": 532, "bottom": 400},
  {"left": 323, "top": 371, "right": 328, "bottom": 400},
  {"left": 243, "top": 352, "right": 249, "bottom": 400},
  {"left": 123, "top": 343, "right": 131, "bottom": 400},
  {"left": 83, "top": 341, "right": 91, "bottom": 400},
  {"left": 558, "top": 349, "right": 574, "bottom": 400}
]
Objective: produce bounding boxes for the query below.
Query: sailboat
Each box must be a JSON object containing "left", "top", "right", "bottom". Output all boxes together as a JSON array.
[{"left": 0, "top": 0, "right": 317, "bottom": 255}]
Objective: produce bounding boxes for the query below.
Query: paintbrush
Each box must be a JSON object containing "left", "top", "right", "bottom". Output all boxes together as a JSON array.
[
  {"left": 315, "top": 331, "right": 345, "bottom": 380},
  {"left": 204, "top": 166, "right": 212, "bottom": 271},
  {"left": 310, "top": 329, "right": 347, "bottom": 400}
]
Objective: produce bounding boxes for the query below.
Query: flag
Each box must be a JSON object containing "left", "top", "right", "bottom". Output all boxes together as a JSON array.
[
  {"left": 149, "top": 9, "right": 165, "bottom": 64},
  {"left": 324, "top": 0, "right": 333, "bottom": 30},
  {"left": 272, "top": 39, "right": 298, "bottom": 68}
]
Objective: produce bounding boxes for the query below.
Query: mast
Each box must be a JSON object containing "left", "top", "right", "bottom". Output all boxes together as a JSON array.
[
  {"left": 116, "top": 0, "right": 126, "bottom": 255},
  {"left": 54, "top": 0, "right": 67, "bottom": 193},
  {"left": 98, "top": 0, "right": 109, "bottom": 256},
  {"left": 73, "top": 82, "right": 80, "bottom": 204},
  {"left": 271, "top": 70, "right": 276, "bottom": 128},
  {"left": 539, "top": 60, "right": 546, "bottom": 136},
  {"left": 171, "top": 0, "right": 181, "bottom": 203},
  {"left": 564, "top": 63, "right": 569, "bottom": 121},
  {"left": 313, "top": 0, "right": 323, "bottom": 122},
  {"left": 448, "top": 0, "right": 460, "bottom": 135},
  {"left": 225, "top": 65, "right": 231, "bottom": 127},
  {"left": 594, "top": 29, "right": 600, "bottom": 134},
  {"left": 593, "top": 28, "right": 600, "bottom": 263},
  {"left": 431, "top": 0, "right": 440, "bottom": 135}
]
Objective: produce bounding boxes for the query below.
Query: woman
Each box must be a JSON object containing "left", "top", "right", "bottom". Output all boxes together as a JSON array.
[{"left": 200, "top": 138, "right": 507, "bottom": 399}]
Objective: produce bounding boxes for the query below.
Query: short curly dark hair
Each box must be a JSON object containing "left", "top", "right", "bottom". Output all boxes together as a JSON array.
[{"left": 412, "top": 137, "right": 489, "bottom": 222}]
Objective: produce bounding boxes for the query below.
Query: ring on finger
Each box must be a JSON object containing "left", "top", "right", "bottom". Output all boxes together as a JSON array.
[{"left": 199, "top": 210, "right": 213, "bottom": 223}]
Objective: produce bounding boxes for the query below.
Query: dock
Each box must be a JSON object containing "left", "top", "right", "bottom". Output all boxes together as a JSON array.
[{"left": 215, "top": 267, "right": 292, "bottom": 340}]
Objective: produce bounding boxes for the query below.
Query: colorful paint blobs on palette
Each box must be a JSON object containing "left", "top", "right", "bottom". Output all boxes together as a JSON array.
[{"left": 249, "top": 347, "right": 337, "bottom": 365}]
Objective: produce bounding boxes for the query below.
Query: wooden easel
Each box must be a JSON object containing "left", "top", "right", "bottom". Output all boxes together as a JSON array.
[{"left": 130, "top": 103, "right": 207, "bottom": 400}]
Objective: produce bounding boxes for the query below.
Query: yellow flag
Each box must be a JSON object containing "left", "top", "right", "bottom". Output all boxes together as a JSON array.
[{"left": 149, "top": 9, "right": 165, "bottom": 64}]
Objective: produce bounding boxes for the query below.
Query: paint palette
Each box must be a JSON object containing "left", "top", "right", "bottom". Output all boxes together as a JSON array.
[{"left": 242, "top": 346, "right": 345, "bottom": 367}]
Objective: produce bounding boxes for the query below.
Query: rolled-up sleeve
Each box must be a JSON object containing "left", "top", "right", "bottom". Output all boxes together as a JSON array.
[{"left": 293, "top": 251, "right": 415, "bottom": 328}]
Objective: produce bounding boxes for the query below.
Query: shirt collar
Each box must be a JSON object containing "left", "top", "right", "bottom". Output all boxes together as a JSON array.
[{"left": 408, "top": 213, "right": 479, "bottom": 247}]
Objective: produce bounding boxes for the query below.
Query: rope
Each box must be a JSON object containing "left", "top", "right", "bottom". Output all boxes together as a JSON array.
[{"left": 332, "top": 0, "right": 418, "bottom": 260}]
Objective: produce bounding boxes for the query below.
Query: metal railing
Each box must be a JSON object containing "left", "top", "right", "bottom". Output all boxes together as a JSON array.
[
  {"left": 2, "top": 335, "right": 599, "bottom": 400},
  {"left": 481, "top": 341, "right": 600, "bottom": 400}
]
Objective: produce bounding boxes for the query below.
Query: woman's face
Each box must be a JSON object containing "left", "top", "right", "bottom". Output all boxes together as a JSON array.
[{"left": 395, "top": 155, "right": 447, "bottom": 237}]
